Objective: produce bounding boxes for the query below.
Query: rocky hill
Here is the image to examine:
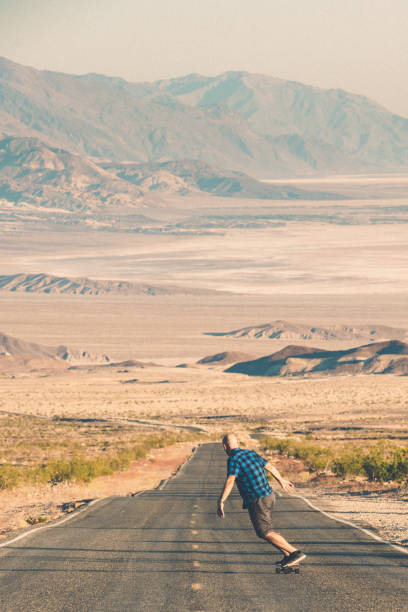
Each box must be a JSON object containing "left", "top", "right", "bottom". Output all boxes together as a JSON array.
[
  {"left": 196, "top": 351, "right": 257, "bottom": 366},
  {"left": 0, "top": 331, "right": 110, "bottom": 371},
  {"left": 1, "top": 57, "right": 408, "bottom": 176},
  {"left": 0, "top": 273, "right": 224, "bottom": 296},
  {"left": 0, "top": 135, "right": 144, "bottom": 211},
  {"left": 206, "top": 320, "right": 408, "bottom": 342},
  {"left": 0, "top": 136, "right": 341, "bottom": 213},
  {"left": 225, "top": 340, "right": 408, "bottom": 378},
  {"left": 102, "top": 159, "right": 340, "bottom": 200}
]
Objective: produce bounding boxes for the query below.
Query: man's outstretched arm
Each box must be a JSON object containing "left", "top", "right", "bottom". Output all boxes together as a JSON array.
[
  {"left": 217, "top": 474, "right": 236, "bottom": 518},
  {"left": 264, "top": 462, "right": 295, "bottom": 493}
]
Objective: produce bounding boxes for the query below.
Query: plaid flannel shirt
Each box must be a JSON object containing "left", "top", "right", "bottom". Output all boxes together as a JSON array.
[{"left": 227, "top": 448, "right": 273, "bottom": 508}]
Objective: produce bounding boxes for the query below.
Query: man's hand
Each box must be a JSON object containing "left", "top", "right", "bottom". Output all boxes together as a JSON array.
[
  {"left": 264, "top": 462, "right": 295, "bottom": 494},
  {"left": 217, "top": 500, "right": 225, "bottom": 518},
  {"left": 280, "top": 479, "right": 295, "bottom": 493}
]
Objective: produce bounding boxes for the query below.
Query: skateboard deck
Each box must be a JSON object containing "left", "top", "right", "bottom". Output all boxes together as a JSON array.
[{"left": 275, "top": 564, "right": 300, "bottom": 574}]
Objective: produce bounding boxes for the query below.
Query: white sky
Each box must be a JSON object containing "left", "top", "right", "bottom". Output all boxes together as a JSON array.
[{"left": 1, "top": 0, "right": 407, "bottom": 117}]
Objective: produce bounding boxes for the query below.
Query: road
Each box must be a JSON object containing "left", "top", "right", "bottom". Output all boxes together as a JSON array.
[{"left": 0, "top": 443, "right": 407, "bottom": 611}]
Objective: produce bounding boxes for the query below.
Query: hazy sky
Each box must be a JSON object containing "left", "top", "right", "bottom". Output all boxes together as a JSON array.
[{"left": 1, "top": 0, "right": 407, "bottom": 116}]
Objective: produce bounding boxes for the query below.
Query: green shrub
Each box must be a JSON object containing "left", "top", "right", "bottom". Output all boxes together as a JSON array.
[
  {"left": 26, "top": 515, "right": 48, "bottom": 525},
  {"left": 332, "top": 449, "right": 365, "bottom": 478},
  {"left": 388, "top": 446, "right": 408, "bottom": 482},
  {"left": 361, "top": 444, "right": 408, "bottom": 483},
  {"left": 0, "top": 465, "right": 21, "bottom": 489},
  {"left": 261, "top": 436, "right": 408, "bottom": 483},
  {"left": 0, "top": 430, "right": 201, "bottom": 490},
  {"left": 260, "top": 436, "right": 333, "bottom": 472}
]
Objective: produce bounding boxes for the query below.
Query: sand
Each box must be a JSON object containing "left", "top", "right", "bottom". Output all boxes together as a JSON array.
[
  {"left": 300, "top": 486, "right": 408, "bottom": 547},
  {"left": 1, "top": 180, "right": 408, "bottom": 545}
]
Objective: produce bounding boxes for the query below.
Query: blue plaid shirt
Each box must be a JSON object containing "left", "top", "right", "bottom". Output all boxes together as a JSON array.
[{"left": 227, "top": 448, "right": 273, "bottom": 508}]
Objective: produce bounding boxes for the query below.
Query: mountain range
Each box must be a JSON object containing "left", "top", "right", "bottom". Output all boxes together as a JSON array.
[
  {"left": 225, "top": 340, "right": 408, "bottom": 378},
  {"left": 1, "top": 56, "right": 408, "bottom": 178}
]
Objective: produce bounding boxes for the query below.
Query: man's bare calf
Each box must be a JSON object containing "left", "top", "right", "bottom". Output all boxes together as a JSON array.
[{"left": 264, "top": 530, "right": 297, "bottom": 557}]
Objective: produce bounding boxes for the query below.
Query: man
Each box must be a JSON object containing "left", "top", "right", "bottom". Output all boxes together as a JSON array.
[{"left": 217, "top": 433, "right": 306, "bottom": 568}]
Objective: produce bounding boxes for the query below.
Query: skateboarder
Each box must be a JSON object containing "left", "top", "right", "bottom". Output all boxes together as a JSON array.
[{"left": 217, "top": 433, "right": 306, "bottom": 568}]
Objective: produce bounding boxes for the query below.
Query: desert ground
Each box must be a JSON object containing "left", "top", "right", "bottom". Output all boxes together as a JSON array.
[{"left": 1, "top": 175, "right": 408, "bottom": 542}]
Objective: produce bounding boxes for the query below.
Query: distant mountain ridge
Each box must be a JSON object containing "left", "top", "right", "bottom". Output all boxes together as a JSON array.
[
  {"left": 1, "top": 57, "right": 408, "bottom": 176},
  {"left": 0, "top": 273, "right": 226, "bottom": 296},
  {"left": 206, "top": 320, "right": 408, "bottom": 342},
  {"left": 225, "top": 340, "right": 408, "bottom": 378}
]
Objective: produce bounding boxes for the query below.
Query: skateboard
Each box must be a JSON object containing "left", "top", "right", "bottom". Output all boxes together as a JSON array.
[{"left": 275, "top": 564, "right": 300, "bottom": 574}]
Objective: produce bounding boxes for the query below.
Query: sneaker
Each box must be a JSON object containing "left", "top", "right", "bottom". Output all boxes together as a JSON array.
[
  {"left": 275, "top": 556, "right": 287, "bottom": 565},
  {"left": 280, "top": 550, "right": 306, "bottom": 568}
]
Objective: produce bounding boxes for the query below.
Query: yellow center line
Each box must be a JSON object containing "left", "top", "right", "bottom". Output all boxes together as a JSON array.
[{"left": 191, "top": 583, "right": 202, "bottom": 591}]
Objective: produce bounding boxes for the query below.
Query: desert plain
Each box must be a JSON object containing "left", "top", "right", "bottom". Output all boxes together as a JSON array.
[{"left": 1, "top": 175, "right": 408, "bottom": 544}]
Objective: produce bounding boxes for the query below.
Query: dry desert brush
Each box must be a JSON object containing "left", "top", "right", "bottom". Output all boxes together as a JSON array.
[
  {"left": 0, "top": 421, "right": 202, "bottom": 490},
  {"left": 261, "top": 436, "right": 408, "bottom": 484}
]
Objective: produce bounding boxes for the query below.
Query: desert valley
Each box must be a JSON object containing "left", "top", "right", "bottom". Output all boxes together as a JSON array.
[{"left": 0, "top": 58, "right": 408, "bottom": 550}]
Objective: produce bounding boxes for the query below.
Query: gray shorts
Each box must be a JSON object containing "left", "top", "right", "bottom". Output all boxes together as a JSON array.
[{"left": 247, "top": 493, "right": 276, "bottom": 539}]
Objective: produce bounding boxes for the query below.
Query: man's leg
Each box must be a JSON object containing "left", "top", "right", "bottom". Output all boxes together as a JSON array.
[
  {"left": 248, "top": 494, "right": 297, "bottom": 558},
  {"left": 260, "top": 500, "right": 307, "bottom": 567},
  {"left": 263, "top": 530, "right": 296, "bottom": 556}
]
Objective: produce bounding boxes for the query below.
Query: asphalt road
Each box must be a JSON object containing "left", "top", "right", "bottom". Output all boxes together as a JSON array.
[{"left": 0, "top": 443, "right": 407, "bottom": 611}]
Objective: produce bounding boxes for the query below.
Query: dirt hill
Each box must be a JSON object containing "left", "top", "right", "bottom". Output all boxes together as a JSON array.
[
  {"left": 207, "top": 320, "right": 408, "bottom": 342},
  {"left": 0, "top": 135, "right": 144, "bottom": 212},
  {"left": 0, "top": 136, "right": 341, "bottom": 215},
  {"left": 0, "top": 331, "right": 110, "bottom": 372},
  {"left": 0, "top": 273, "right": 225, "bottom": 296},
  {"left": 196, "top": 351, "right": 257, "bottom": 366},
  {"left": 225, "top": 340, "right": 408, "bottom": 378},
  {"left": 102, "top": 159, "right": 340, "bottom": 200}
]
